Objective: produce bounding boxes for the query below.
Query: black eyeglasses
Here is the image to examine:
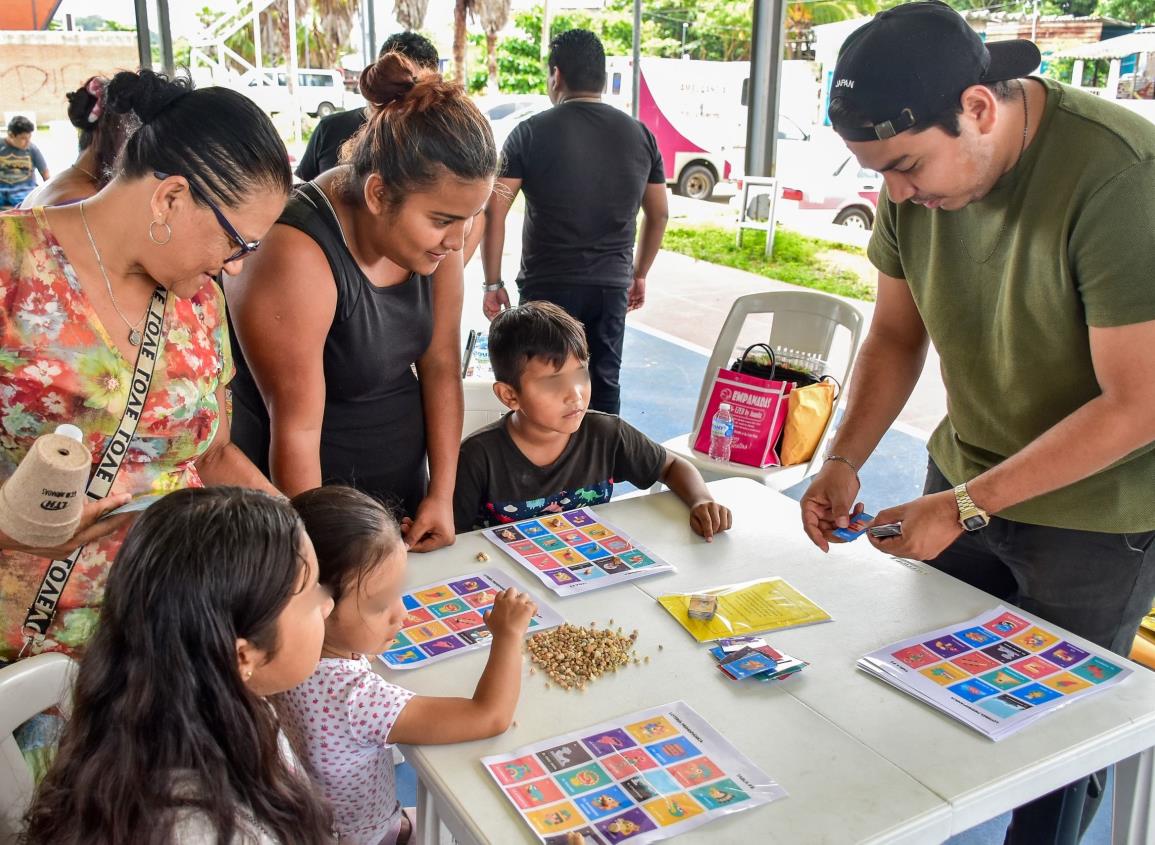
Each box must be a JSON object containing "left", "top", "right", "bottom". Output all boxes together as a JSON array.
[{"left": 154, "top": 171, "right": 261, "bottom": 263}]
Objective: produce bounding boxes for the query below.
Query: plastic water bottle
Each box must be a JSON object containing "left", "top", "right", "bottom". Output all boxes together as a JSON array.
[{"left": 708, "top": 403, "right": 734, "bottom": 462}]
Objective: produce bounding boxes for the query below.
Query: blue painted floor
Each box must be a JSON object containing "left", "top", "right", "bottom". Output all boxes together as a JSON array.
[{"left": 396, "top": 325, "right": 1113, "bottom": 844}]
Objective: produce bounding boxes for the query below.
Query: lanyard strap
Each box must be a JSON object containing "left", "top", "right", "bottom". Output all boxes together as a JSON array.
[{"left": 17, "top": 286, "right": 169, "bottom": 658}]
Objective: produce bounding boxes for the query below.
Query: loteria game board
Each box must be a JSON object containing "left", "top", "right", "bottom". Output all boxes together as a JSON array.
[
  {"left": 482, "top": 508, "right": 675, "bottom": 596},
  {"left": 380, "top": 568, "right": 563, "bottom": 670},
  {"left": 858, "top": 605, "right": 1132, "bottom": 740},
  {"left": 483, "top": 701, "right": 786, "bottom": 844}
]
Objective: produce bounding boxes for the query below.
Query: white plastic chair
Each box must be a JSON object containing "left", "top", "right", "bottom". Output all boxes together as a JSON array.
[
  {"left": 0, "top": 653, "right": 77, "bottom": 840},
  {"left": 661, "top": 290, "right": 864, "bottom": 491},
  {"left": 462, "top": 379, "right": 507, "bottom": 440}
]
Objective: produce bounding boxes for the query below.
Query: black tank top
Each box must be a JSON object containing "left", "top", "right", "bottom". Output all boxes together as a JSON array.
[{"left": 228, "top": 182, "right": 434, "bottom": 515}]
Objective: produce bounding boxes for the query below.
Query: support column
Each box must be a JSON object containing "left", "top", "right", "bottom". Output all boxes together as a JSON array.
[
  {"left": 745, "top": 0, "right": 788, "bottom": 178},
  {"left": 1106, "top": 57, "right": 1122, "bottom": 99},
  {"left": 133, "top": 0, "right": 152, "bottom": 70},
  {"left": 288, "top": 0, "right": 300, "bottom": 139},
  {"left": 631, "top": 0, "right": 641, "bottom": 119},
  {"left": 157, "top": 0, "right": 175, "bottom": 77}
]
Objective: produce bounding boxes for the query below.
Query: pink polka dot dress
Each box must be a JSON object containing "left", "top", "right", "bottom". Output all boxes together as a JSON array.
[{"left": 277, "top": 656, "right": 415, "bottom": 845}]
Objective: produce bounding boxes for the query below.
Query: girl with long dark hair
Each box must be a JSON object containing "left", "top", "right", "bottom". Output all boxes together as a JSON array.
[{"left": 21, "top": 487, "right": 335, "bottom": 844}]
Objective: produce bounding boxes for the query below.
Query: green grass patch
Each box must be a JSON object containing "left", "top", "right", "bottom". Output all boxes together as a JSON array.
[{"left": 661, "top": 224, "right": 876, "bottom": 302}]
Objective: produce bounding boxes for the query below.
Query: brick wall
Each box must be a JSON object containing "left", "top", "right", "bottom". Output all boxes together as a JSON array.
[{"left": 0, "top": 31, "right": 138, "bottom": 122}]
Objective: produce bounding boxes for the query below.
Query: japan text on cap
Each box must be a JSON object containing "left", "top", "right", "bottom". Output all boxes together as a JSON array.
[{"left": 828, "top": 0, "right": 1041, "bottom": 143}]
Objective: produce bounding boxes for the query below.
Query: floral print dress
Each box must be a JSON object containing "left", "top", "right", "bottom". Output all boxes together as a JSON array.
[{"left": 0, "top": 208, "right": 234, "bottom": 662}]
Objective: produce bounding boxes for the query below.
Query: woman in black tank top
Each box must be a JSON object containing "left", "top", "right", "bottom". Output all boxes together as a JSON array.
[{"left": 224, "top": 53, "right": 497, "bottom": 551}]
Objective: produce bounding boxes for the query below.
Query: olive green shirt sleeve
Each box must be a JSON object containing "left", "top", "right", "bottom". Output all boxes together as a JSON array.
[
  {"left": 865, "top": 186, "right": 905, "bottom": 280},
  {"left": 1070, "top": 157, "right": 1155, "bottom": 327}
]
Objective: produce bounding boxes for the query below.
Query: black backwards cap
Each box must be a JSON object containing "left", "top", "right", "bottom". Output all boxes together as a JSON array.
[{"left": 829, "top": 0, "right": 1041, "bottom": 142}]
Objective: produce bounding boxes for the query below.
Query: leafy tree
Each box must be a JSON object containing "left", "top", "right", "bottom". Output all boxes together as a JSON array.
[
  {"left": 1096, "top": 0, "right": 1155, "bottom": 21},
  {"left": 192, "top": 0, "right": 356, "bottom": 72},
  {"left": 671, "top": 0, "right": 753, "bottom": 61},
  {"left": 472, "top": 21, "right": 545, "bottom": 93},
  {"left": 297, "top": 0, "right": 357, "bottom": 68},
  {"left": 1048, "top": 0, "right": 1100, "bottom": 15},
  {"left": 74, "top": 15, "right": 134, "bottom": 31}
]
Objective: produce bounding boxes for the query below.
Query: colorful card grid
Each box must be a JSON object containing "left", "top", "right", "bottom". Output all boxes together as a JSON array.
[
  {"left": 858, "top": 605, "right": 1132, "bottom": 740},
  {"left": 483, "top": 702, "right": 786, "bottom": 843},
  {"left": 483, "top": 508, "right": 675, "bottom": 596},
  {"left": 380, "top": 568, "right": 563, "bottom": 670}
]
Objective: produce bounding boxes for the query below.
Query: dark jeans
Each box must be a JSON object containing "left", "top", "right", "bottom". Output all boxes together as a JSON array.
[
  {"left": 923, "top": 460, "right": 1155, "bottom": 844},
  {"left": 519, "top": 282, "right": 629, "bottom": 415}
]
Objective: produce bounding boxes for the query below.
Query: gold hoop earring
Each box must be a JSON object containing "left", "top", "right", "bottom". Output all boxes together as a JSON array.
[{"left": 149, "top": 220, "right": 172, "bottom": 245}]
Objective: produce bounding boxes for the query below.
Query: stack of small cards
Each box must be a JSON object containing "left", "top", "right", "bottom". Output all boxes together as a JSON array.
[
  {"left": 709, "top": 637, "right": 808, "bottom": 683},
  {"left": 858, "top": 605, "right": 1132, "bottom": 740}
]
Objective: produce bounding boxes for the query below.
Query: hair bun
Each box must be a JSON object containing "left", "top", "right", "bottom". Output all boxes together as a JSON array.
[
  {"left": 106, "top": 69, "right": 192, "bottom": 124},
  {"left": 65, "top": 77, "right": 102, "bottom": 130},
  {"left": 359, "top": 53, "right": 417, "bottom": 109}
]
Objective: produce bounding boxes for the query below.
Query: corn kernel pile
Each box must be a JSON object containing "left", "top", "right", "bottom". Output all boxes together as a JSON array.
[{"left": 526, "top": 622, "right": 640, "bottom": 691}]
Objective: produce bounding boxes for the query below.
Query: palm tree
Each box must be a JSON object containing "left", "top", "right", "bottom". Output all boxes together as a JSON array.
[
  {"left": 453, "top": 0, "right": 477, "bottom": 83},
  {"left": 394, "top": 0, "right": 430, "bottom": 31},
  {"left": 309, "top": 0, "right": 359, "bottom": 68},
  {"left": 475, "top": 0, "right": 511, "bottom": 92},
  {"left": 265, "top": 0, "right": 355, "bottom": 69},
  {"left": 786, "top": 0, "right": 880, "bottom": 59}
]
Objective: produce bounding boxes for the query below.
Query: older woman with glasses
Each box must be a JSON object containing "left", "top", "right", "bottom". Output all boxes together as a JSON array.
[{"left": 0, "top": 69, "right": 292, "bottom": 670}]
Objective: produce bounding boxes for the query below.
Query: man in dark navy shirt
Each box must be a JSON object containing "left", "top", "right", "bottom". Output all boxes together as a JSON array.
[{"left": 295, "top": 31, "right": 439, "bottom": 181}]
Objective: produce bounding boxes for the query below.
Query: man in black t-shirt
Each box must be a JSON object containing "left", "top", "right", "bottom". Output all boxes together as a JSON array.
[
  {"left": 295, "top": 31, "right": 439, "bottom": 181},
  {"left": 481, "top": 29, "right": 669, "bottom": 415}
]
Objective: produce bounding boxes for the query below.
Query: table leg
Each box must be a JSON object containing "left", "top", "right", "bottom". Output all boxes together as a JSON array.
[
  {"left": 414, "top": 777, "right": 442, "bottom": 845},
  {"left": 1113, "top": 748, "right": 1154, "bottom": 845}
]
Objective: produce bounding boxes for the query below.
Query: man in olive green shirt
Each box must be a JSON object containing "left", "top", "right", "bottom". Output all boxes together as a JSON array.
[{"left": 801, "top": 2, "right": 1155, "bottom": 841}]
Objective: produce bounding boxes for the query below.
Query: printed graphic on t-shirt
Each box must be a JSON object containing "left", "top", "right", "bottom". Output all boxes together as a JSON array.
[
  {"left": 483, "top": 480, "right": 613, "bottom": 525},
  {"left": 0, "top": 144, "right": 36, "bottom": 187}
]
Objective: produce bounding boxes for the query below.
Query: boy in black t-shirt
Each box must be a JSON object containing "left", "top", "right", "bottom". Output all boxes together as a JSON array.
[{"left": 454, "top": 302, "right": 731, "bottom": 539}]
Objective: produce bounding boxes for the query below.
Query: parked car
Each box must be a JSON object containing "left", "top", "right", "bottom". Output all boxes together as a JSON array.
[
  {"left": 737, "top": 152, "right": 881, "bottom": 230},
  {"left": 475, "top": 94, "right": 550, "bottom": 123},
  {"left": 238, "top": 68, "right": 348, "bottom": 117},
  {"left": 489, "top": 101, "right": 552, "bottom": 149}
]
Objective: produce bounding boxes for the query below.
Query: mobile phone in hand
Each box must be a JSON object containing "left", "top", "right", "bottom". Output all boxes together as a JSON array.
[{"left": 868, "top": 522, "right": 903, "bottom": 539}]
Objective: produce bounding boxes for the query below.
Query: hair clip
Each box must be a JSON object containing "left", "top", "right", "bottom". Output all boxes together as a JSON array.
[{"left": 85, "top": 77, "right": 105, "bottom": 124}]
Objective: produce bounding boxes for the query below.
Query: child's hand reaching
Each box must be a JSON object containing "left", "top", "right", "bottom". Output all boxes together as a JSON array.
[
  {"left": 389, "top": 587, "right": 538, "bottom": 745},
  {"left": 484, "top": 588, "right": 537, "bottom": 639},
  {"left": 690, "top": 500, "right": 733, "bottom": 542}
]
